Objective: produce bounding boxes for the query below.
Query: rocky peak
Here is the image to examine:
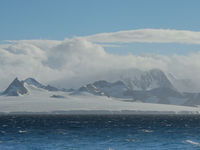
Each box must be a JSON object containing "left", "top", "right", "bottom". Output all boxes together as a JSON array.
[{"left": 3, "top": 78, "right": 28, "bottom": 96}]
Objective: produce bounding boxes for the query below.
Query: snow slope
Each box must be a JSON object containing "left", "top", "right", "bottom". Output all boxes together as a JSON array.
[
  {"left": 0, "top": 90, "right": 199, "bottom": 114},
  {"left": 1, "top": 76, "right": 200, "bottom": 114}
]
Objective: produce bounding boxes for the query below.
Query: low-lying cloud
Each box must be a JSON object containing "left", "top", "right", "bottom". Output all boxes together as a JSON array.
[
  {"left": 86, "top": 29, "right": 200, "bottom": 44},
  {"left": 1, "top": 29, "right": 200, "bottom": 91}
]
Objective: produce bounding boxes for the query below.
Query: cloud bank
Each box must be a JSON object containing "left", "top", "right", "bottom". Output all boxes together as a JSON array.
[
  {"left": 1, "top": 29, "right": 200, "bottom": 91},
  {"left": 86, "top": 29, "right": 200, "bottom": 44}
]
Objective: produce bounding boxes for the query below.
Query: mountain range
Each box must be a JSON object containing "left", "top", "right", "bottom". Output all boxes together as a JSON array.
[{"left": 1, "top": 69, "right": 200, "bottom": 107}]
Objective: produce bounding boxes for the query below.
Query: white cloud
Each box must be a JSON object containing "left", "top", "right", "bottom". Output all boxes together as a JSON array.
[
  {"left": 1, "top": 29, "right": 200, "bottom": 91},
  {"left": 86, "top": 29, "right": 200, "bottom": 44}
]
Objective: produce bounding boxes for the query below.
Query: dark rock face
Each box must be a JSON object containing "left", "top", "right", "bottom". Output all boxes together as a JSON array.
[
  {"left": 44, "top": 85, "right": 59, "bottom": 91},
  {"left": 79, "top": 84, "right": 107, "bottom": 96},
  {"left": 51, "top": 95, "right": 65, "bottom": 98},
  {"left": 3, "top": 78, "right": 28, "bottom": 96}
]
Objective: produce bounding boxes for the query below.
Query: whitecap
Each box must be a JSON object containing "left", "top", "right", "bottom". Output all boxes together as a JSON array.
[
  {"left": 185, "top": 140, "right": 200, "bottom": 146},
  {"left": 18, "top": 130, "right": 27, "bottom": 133},
  {"left": 141, "top": 129, "right": 153, "bottom": 133}
]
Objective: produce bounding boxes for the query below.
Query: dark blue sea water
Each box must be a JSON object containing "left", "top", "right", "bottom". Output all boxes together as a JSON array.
[{"left": 0, "top": 115, "right": 200, "bottom": 150}]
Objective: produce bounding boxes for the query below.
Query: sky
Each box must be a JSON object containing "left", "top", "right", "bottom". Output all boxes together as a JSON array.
[
  {"left": 1, "top": 0, "right": 200, "bottom": 90},
  {"left": 1, "top": 0, "right": 200, "bottom": 39},
  {"left": 1, "top": 0, "right": 200, "bottom": 55}
]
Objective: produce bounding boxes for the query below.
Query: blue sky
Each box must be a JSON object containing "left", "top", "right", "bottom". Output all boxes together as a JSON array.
[{"left": 1, "top": 0, "right": 200, "bottom": 55}]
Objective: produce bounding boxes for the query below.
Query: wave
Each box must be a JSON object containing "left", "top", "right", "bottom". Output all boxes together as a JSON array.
[
  {"left": 18, "top": 130, "right": 27, "bottom": 133},
  {"left": 141, "top": 129, "right": 153, "bottom": 133},
  {"left": 185, "top": 140, "right": 200, "bottom": 146}
]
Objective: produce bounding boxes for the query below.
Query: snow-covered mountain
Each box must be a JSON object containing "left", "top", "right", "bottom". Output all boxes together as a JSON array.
[
  {"left": 24, "top": 78, "right": 44, "bottom": 89},
  {"left": 76, "top": 69, "right": 200, "bottom": 106},
  {"left": 121, "top": 69, "right": 174, "bottom": 91},
  {"left": 2, "top": 68, "right": 200, "bottom": 107},
  {"left": 167, "top": 73, "right": 200, "bottom": 93},
  {"left": 3, "top": 78, "right": 28, "bottom": 96},
  {"left": 78, "top": 80, "right": 128, "bottom": 98},
  {"left": 77, "top": 79, "right": 187, "bottom": 105},
  {"left": 124, "top": 87, "right": 186, "bottom": 105},
  {"left": 2, "top": 77, "right": 66, "bottom": 96},
  {"left": 24, "top": 78, "right": 60, "bottom": 91},
  {"left": 1, "top": 75, "right": 199, "bottom": 115},
  {"left": 77, "top": 69, "right": 176, "bottom": 95}
]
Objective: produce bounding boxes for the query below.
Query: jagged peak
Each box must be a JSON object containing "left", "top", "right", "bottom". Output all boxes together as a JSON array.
[
  {"left": 3, "top": 77, "right": 28, "bottom": 96},
  {"left": 24, "top": 77, "right": 43, "bottom": 88},
  {"left": 14, "top": 77, "right": 19, "bottom": 81},
  {"left": 24, "top": 77, "right": 60, "bottom": 91},
  {"left": 10, "top": 77, "right": 24, "bottom": 86},
  {"left": 24, "top": 77, "right": 38, "bottom": 82}
]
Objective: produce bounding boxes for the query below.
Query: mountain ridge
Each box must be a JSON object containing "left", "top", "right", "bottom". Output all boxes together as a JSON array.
[{"left": 2, "top": 69, "right": 200, "bottom": 107}]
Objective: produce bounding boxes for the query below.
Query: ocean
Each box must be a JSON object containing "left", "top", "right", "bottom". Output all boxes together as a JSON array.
[{"left": 0, "top": 114, "right": 199, "bottom": 150}]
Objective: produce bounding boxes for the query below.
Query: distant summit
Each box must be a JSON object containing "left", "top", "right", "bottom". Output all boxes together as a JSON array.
[
  {"left": 78, "top": 80, "right": 128, "bottom": 98},
  {"left": 122, "top": 69, "right": 174, "bottom": 91},
  {"left": 76, "top": 69, "right": 189, "bottom": 105},
  {"left": 3, "top": 77, "right": 63, "bottom": 96},
  {"left": 24, "top": 77, "right": 59, "bottom": 91},
  {"left": 24, "top": 78, "right": 44, "bottom": 88},
  {"left": 3, "top": 78, "right": 28, "bottom": 96},
  {"left": 78, "top": 69, "right": 175, "bottom": 98},
  {"left": 2, "top": 69, "right": 200, "bottom": 106}
]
